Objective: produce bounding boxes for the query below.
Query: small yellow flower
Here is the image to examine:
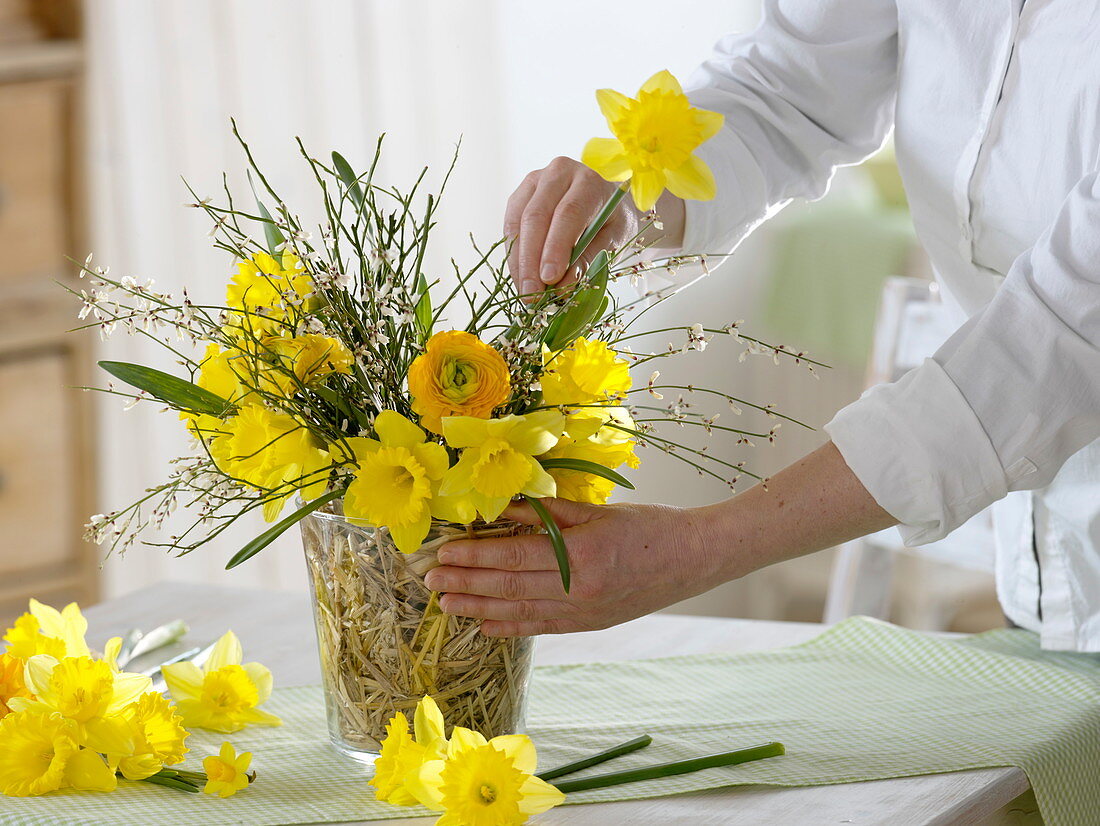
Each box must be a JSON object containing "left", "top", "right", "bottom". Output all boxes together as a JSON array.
[
  {"left": 113, "top": 692, "right": 190, "bottom": 781},
  {"left": 543, "top": 409, "right": 640, "bottom": 505},
  {"left": 162, "top": 630, "right": 281, "bottom": 734},
  {"left": 0, "top": 653, "right": 32, "bottom": 718},
  {"left": 3, "top": 600, "right": 90, "bottom": 661},
  {"left": 344, "top": 411, "right": 450, "bottom": 553},
  {"left": 582, "top": 69, "right": 724, "bottom": 211},
  {"left": 439, "top": 411, "right": 565, "bottom": 523},
  {"left": 254, "top": 333, "right": 354, "bottom": 395},
  {"left": 407, "top": 728, "right": 565, "bottom": 826},
  {"left": 14, "top": 655, "right": 152, "bottom": 754},
  {"left": 370, "top": 696, "right": 449, "bottom": 805},
  {"left": 209, "top": 404, "right": 331, "bottom": 521},
  {"left": 225, "top": 250, "right": 317, "bottom": 337},
  {"left": 0, "top": 711, "right": 114, "bottom": 796},
  {"left": 409, "top": 331, "right": 512, "bottom": 434},
  {"left": 202, "top": 741, "right": 253, "bottom": 799},
  {"left": 541, "top": 338, "right": 631, "bottom": 407}
]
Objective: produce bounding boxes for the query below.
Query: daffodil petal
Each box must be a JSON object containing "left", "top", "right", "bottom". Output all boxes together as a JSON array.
[
  {"left": 474, "top": 493, "right": 513, "bottom": 523},
  {"left": 595, "top": 88, "right": 631, "bottom": 126},
  {"left": 238, "top": 707, "right": 282, "bottom": 727},
  {"left": 414, "top": 696, "right": 446, "bottom": 746},
  {"left": 23, "top": 655, "right": 58, "bottom": 697},
  {"left": 388, "top": 509, "right": 432, "bottom": 554},
  {"left": 489, "top": 734, "right": 537, "bottom": 774},
  {"left": 243, "top": 662, "right": 274, "bottom": 704},
  {"left": 446, "top": 726, "right": 487, "bottom": 759},
  {"left": 664, "top": 154, "right": 717, "bottom": 202},
  {"left": 521, "top": 460, "right": 557, "bottom": 499},
  {"left": 66, "top": 748, "right": 118, "bottom": 793},
  {"left": 414, "top": 442, "right": 450, "bottom": 480},
  {"left": 344, "top": 436, "right": 381, "bottom": 461},
  {"left": 406, "top": 760, "right": 447, "bottom": 811},
  {"left": 109, "top": 671, "right": 154, "bottom": 709},
  {"left": 517, "top": 774, "right": 568, "bottom": 815},
  {"left": 640, "top": 69, "right": 683, "bottom": 95},
  {"left": 375, "top": 410, "right": 425, "bottom": 449},
  {"left": 440, "top": 416, "right": 489, "bottom": 449},
  {"left": 581, "top": 138, "right": 632, "bottom": 182},
  {"left": 161, "top": 661, "right": 205, "bottom": 702},
  {"left": 82, "top": 716, "right": 136, "bottom": 755},
  {"left": 438, "top": 453, "right": 477, "bottom": 496},
  {"left": 629, "top": 169, "right": 667, "bottom": 213},
  {"left": 206, "top": 631, "right": 243, "bottom": 671},
  {"left": 103, "top": 637, "right": 122, "bottom": 670},
  {"left": 430, "top": 490, "right": 478, "bottom": 524},
  {"left": 695, "top": 107, "right": 725, "bottom": 142},
  {"left": 509, "top": 410, "right": 566, "bottom": 456}
]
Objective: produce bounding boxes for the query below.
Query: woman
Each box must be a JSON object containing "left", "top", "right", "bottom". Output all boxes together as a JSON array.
[{"left": 422, "top": 1, "right": 1100, "bottom": 651}]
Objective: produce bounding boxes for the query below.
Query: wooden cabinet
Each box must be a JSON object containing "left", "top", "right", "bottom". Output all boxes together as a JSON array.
[{"left": 0, "top": 7, "right": 96, "bottom": 624}]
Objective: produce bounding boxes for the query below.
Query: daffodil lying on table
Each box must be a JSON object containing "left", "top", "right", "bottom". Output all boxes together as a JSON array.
[
  {"left": 372, "top": 695, "right": 785, "bottom": 825},
  {"left": 0, "top": 599, "right": 270, "bottom": 799},
  {"left": 77, "top": 70, "right": 820, "bottom": 593}
]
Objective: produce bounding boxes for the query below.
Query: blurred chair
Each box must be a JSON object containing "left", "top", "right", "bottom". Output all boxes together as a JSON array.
[{"left": 823, "top": 277, "right": 998, "bottom": 630}]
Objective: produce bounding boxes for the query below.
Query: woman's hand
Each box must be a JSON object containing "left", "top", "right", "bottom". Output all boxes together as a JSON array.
[
  {"left": 503, "top": 157, "right": 686, "bottom": 300},
  {"left": 423, "top": 497, "right": 722, "bottom": 637}
]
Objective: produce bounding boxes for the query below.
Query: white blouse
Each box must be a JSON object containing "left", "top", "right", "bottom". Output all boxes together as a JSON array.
[{"left": 681, "top": 0, "right": 1100, "bottom": 650}]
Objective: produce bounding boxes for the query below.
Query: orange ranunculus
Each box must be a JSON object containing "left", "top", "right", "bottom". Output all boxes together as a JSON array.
[{"left": 407, "top": 331, "right": 511, "bottom": 433}]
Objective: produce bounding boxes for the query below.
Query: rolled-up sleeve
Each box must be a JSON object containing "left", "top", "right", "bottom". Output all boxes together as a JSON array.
[
  {"left": 681, "top": 0, "right": 899, "bottom": 255},
  {"left": 828, "top": 171, "right": 1100, "bottom": 543}
]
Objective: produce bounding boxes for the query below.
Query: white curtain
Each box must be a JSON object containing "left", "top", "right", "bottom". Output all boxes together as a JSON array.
[{"left": 86, "top": 0, "right": 819, "bottom": 603}]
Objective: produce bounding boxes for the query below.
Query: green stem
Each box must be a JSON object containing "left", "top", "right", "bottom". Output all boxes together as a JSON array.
[
  {"left": 552, "top": 742, "right": 785, "bottom": 794},
  {"left": 569, "top": 185, "right": 627, "bottom": 269},
  {"left": 137, "top": 772, "right": 201, "bottom": 793},
  {"left": 523, "top": 495, "right": 569, "bottom": 593},
  {"left": 537, "top": 735, "right": 652, "bottom": 781}
]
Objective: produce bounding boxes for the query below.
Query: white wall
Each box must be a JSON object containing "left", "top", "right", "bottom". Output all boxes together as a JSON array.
[{"left": 88, "top": 1, "right": 855, "bottom": 613}]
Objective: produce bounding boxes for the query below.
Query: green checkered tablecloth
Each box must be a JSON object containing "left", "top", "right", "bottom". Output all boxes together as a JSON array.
[{"left": 3, "top": 616, "right": 1098, "bottom": 825}]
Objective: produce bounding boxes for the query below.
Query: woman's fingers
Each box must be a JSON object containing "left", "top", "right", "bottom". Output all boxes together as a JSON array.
[
  {"left": 539, "top": 178, "right": 611, "bottom": 287},
  {"left": 437, "top": 594, "right": 571, "bottom": 624},
  {"left": 516, "top": 165, "right": 573, "bottom": 297},
  {"left": 480, "top": 618, "right": 586, "bottom": 637},
  {"left": 504, "top": 172, "right": 538, "bottom": 292},
  {"left": 437, "top": 531, "right": 559, "bottom": 570},
  {"left": 426, "top": 565, "right": 566, "bottom": 601}
]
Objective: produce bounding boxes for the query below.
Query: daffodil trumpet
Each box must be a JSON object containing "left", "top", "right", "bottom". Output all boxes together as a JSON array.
[{"left": 551, "top": 741, "right": 786, "bottom": 794}]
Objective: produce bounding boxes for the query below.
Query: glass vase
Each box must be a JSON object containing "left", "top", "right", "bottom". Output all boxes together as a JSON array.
[{"left": 299, "top": 501, "right": 536, "bottom": 763}]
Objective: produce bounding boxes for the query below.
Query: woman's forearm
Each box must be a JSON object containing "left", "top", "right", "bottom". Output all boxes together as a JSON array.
[{"left": 697, "top": 441, "right": 897, "bottom": 582}]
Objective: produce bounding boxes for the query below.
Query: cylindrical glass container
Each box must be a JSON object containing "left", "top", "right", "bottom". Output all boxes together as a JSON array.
[{"left": 300, "top": 502, "right": 536, "bottom": 763}]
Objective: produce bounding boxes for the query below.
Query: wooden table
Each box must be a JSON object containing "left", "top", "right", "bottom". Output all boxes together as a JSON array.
[{"left": 84, "top": 583, "right": 1039, "bottom": 826}]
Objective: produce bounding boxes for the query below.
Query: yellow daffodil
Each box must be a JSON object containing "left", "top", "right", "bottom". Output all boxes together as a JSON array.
[
  {"left": 181, "top": 343, "right": 251, "bottom": 440},
  {"left": 3, "top": 600, "right": 90, "bottom": 661},
  {"left": 0, "top": 653, "right": 31, "bottom": 718},
  {"left": 407, "top": 728, "right": 565, "bottom": 826},
  {"left": 209, "top": 404, "right": 331, "bottom": 521},
  {"left": 371, "top": 696, "right": 448, "bottom": 805},
  {"left": 225, "top": 250, "right": 317, "bottom": 337},
  {"left": 439, "top": 411, "right": 565, "bottom": 522},
  {"left": 202, "top": 741, "right": 253, "bottom": 798},
  {"left": 162, "top": 630, "right": 281, "bottom": 733},
  {"left": 0, "top": 711, "right": 116, "bottom": 796},
  {"left": 408, "top": 331, "right": 512, "bottom": 434},
  {"left": 254, "top": 333, "right": 354, "bottom": 395},
  {"left": 541, "top": 338, "right": 631, "bottom": 407},
  {"left": 113, "top": 692, "right": 190, "bottom": 781},
  {"left": 582, "top": 69, "right": 724, "bottom": 211},
  {"left": 343, "top": 411, "right": 450, "bottom": 553},
  {"left": 543, "top": 409, "right": 640, "bottom": 505},
  {"left": 13, "top": 656, "right": 152, "bottom": 754}
]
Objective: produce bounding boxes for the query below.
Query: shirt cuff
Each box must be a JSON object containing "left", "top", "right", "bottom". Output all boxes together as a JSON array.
[{"left": 825, "top": 358, "right": 1009, "bottom": 545}]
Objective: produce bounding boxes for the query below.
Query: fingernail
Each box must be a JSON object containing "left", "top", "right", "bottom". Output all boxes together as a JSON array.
[
  {"left": 521, "top": 278, "right": 539, "bottom": 295},
  {"left": 437, "top": 547, "right": 453, "bottom": 564},
  {"left": 424, "top": 570, "right": 443, "bottom": 590},
  {"left": 540, "top": 264, "right": 559, "bottom": 284}
]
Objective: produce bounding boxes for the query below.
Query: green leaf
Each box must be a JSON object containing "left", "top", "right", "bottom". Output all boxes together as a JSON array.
[
  {"left": 553, "top": 742, "right": 785, "bottom": 794},
  {"left": 98, "top": 361, "right": 231, "bottom": 416},
  {"left": 226, "top": 489, "right": 345, "bottom": 570},
  {"left": 246, "top": 170, "right": 286, "bottom": 255},
  {"left": 537, "top": 735, "right": 652, "bottom": 781},
  {"left": 543, "top": 250, "right": 611, "bottom": 350},
  {"left": 414, "top": 273, "right": 433, "bottom": 342},
  {"left": 523, "top": 495, "right": 570, "bottom": 593},
  {"left": 332, "top": 151, "right": 366, "bottom": 213},
  {"left": 538, "top": 458, "right": 635, "bottom": 490}
]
